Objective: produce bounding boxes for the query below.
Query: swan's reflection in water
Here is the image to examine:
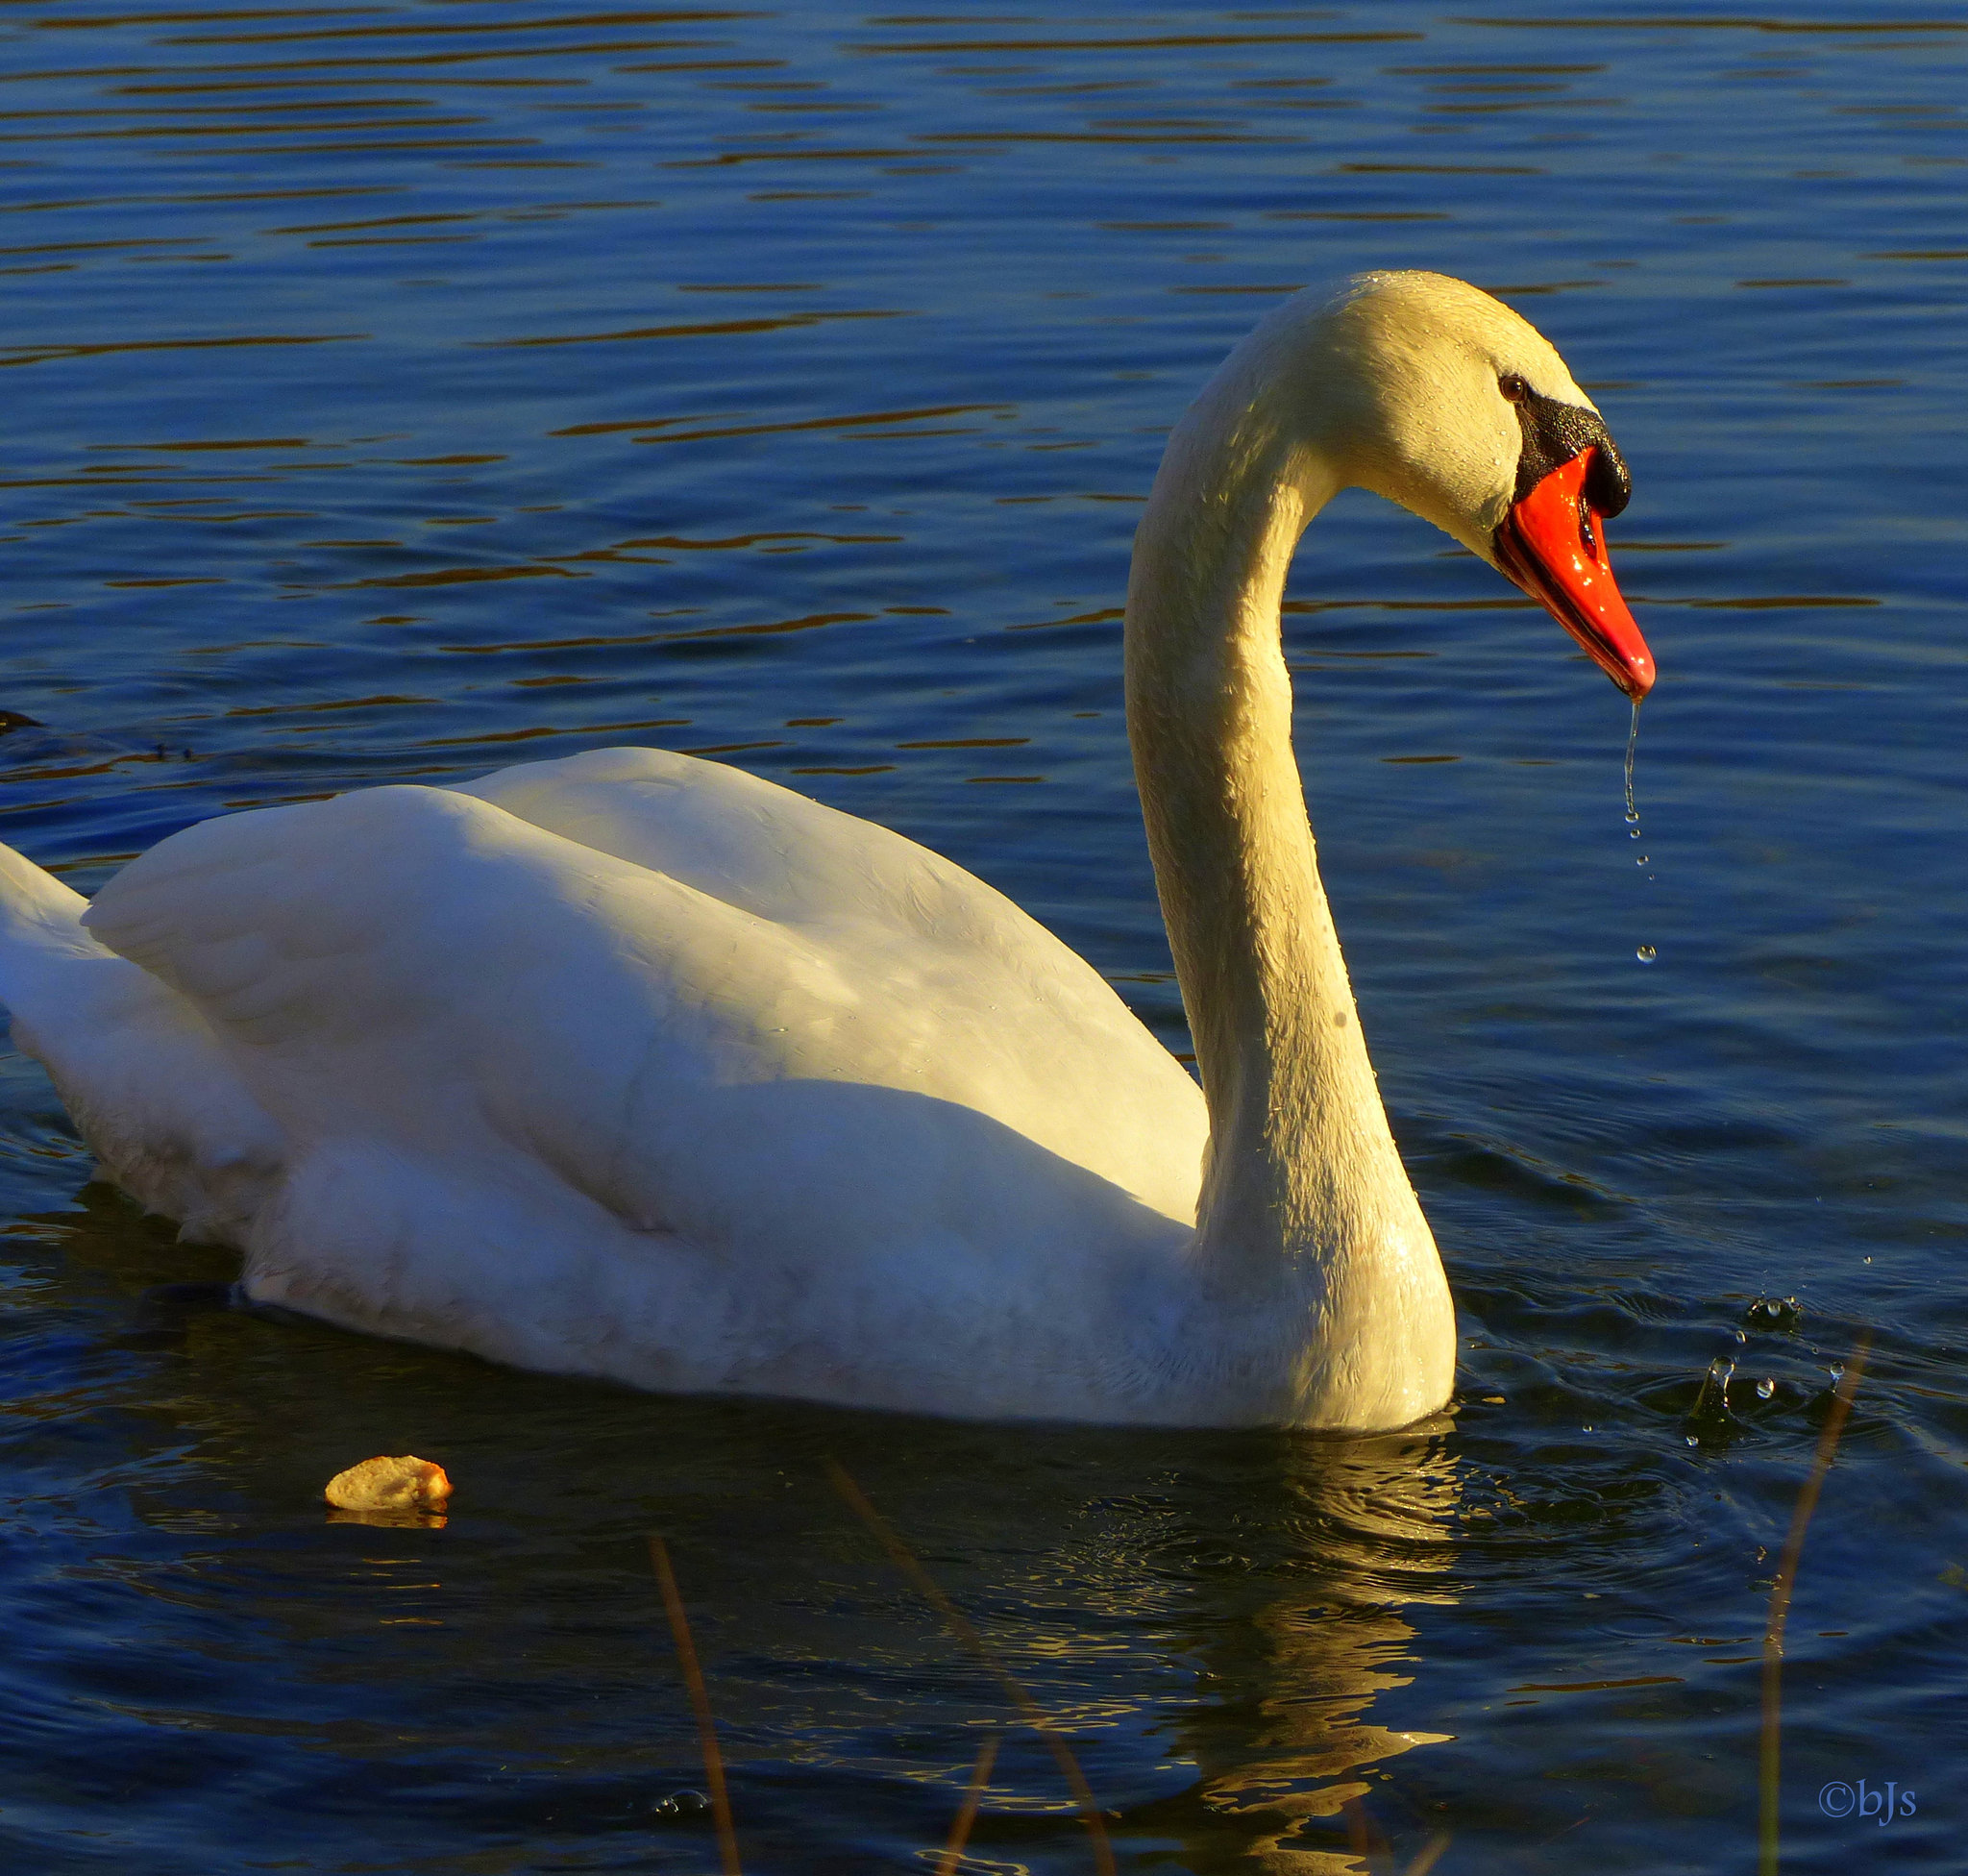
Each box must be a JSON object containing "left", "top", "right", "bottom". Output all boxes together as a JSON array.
[
  {"left": 10, "top": 1175, "right": 1464, "bottom": 1875},
  {"left": 1144, "top": 1427, "right": 1461, "bottom": 1874}
]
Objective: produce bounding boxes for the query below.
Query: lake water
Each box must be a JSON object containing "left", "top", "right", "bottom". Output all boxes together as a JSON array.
[{"left": 1, "top": 2, "right": 1963, "bottom": 1870}]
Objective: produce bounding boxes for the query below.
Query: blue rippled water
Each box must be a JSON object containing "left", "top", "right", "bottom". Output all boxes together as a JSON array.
[{"left": 0, "top": 2, "right": 1963, "bottom": 1870}]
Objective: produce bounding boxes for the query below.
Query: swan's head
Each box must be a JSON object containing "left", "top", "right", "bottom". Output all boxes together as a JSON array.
[{"left": 1298, "top": 270, "right": 1655, "bottom": 700}]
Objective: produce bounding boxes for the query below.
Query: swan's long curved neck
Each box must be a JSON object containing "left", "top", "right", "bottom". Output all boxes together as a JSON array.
[{"left": 1125, "top": 343, "right": 1454, "bottom": 1423}]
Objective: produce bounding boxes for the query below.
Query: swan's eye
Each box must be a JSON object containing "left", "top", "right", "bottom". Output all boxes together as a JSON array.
[{"left": 1498, "top": 374, "right": 1530, "bottom": 405}]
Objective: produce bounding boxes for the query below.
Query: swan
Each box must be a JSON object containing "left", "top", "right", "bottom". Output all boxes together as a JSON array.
[{"left": 0, "top": 271, "right": 1653, "bottom": 1431}]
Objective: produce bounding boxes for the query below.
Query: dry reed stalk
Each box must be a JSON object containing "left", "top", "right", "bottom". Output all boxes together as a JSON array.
[
  {"left": 1343, "top": 1793, "right": 1390, "bottom": 1862},
  {"left": 1758, "top": 1332, "right": 1871, "bottom": 1876},
  {"left": 937, "top": 1734, "right": 1000, "bottom": 1876},
  {"left": 1343, "top": 1792, "right": 1444, "bottom": 1875},
  {"left": 1402, "top": 1830, "right": 1453, "bottom": 1875},
  {"left": 648, "top": 1534, "right": 744, "bottom": 1876},
  {"left": 824, "top": 1456, "right": 1118, "bottom": 1876}
]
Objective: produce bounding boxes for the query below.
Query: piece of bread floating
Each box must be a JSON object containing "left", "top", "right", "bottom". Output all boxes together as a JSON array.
[{"left": 325, "top": 1455, "right": 453, "bottom": 1514}]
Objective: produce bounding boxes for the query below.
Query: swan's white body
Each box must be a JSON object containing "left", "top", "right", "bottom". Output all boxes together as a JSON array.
[{"left": 0, "top": 272, "right": 1639, "bottom": 1429}]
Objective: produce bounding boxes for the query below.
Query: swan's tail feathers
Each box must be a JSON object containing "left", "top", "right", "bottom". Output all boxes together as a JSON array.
[
  {"left": 0, "top": 839, "right": 118, "bottom": 1047},
  {"left": 0, "top": 836, "right": 91, "bottom": 957},
  {"left": 0, "top": 838, "right": 285, "bottom": 1245}
]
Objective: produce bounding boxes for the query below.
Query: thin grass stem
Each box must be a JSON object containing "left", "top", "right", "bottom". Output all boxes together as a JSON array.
[
  {"left": 938, "top": 1734, "right": 1000, "bottom": 1876},
  {"left": 824, "top": 1457, "right": 1117, "bottom": 1876},
  {"left": 649, "top": 1534, "right": 743, "bottom": 1876},
  {"left": 1759, "top": 1332, "right": 1871, "bottom": 1876}
]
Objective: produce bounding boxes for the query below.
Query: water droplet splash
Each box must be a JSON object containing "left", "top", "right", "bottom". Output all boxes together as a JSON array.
[
  {"left": 1636, "top": 945, "right": 1658, "bottom": 964},
  {"left": 652, "top": 1790, "right": 711, "bottom": 1820},
  {"left": 1743, "top": 1296, "right": 1802, "bottom": 1333},
  {"left": 1685, "top": 1353, "right": 1739, "bottom": 1444},
  {"left": 1757, "top": 1378, "right": 1776, "bottom": 1399}
]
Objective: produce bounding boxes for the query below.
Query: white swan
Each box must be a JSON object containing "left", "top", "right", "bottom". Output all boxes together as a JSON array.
[{"left": 0, "top": 272, "right": 1653, "bottom": 1431}]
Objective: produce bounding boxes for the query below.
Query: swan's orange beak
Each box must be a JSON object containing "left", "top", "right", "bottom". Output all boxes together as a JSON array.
[{"left": 1493, "top": 449, "right": 1656, "bottom": 700}]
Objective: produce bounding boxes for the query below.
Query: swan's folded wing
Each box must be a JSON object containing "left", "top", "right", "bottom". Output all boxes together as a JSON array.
[
  {"left": 81, "top": 782, "right": 872, "bottom": 1235},
  {"left": 82, "top": 778, "right": 798, "bottom": 1062},
  {"left": 86, "top": 785, "right": 522, "bottom": 1052},
  {"left": 83, "top": 776, "right": 1206, "bottom": 1236}
]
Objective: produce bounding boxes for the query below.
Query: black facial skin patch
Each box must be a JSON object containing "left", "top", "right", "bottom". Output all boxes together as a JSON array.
[{"left": 1510, "top": 384, "right": 1632, "bottom": 519}]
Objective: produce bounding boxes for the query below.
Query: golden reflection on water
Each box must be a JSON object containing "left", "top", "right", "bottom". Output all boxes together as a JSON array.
[{"left": 1157, "top": 1431, "right": 1461, "bottom": 1873}]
